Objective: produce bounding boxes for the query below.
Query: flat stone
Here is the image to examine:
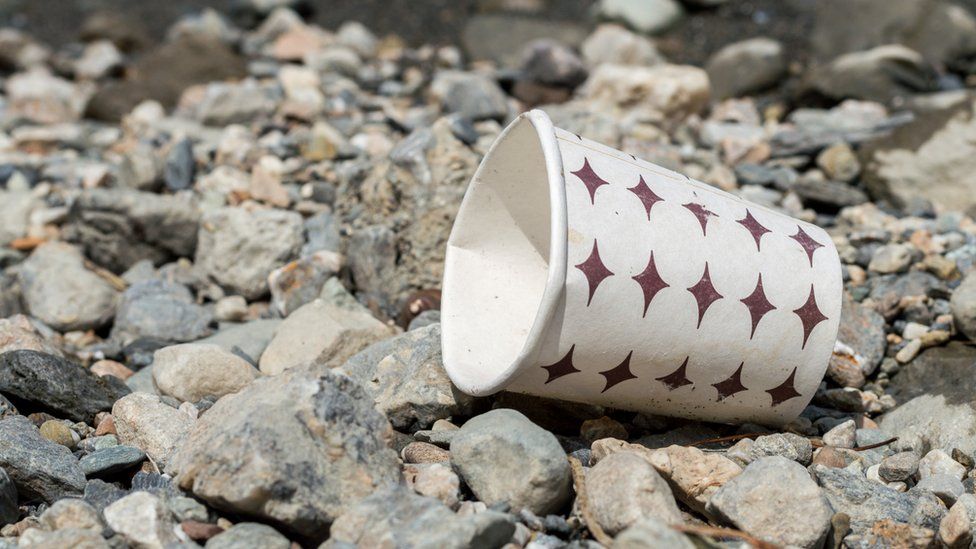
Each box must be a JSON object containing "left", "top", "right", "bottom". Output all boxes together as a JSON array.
[
  {"left": 706, "top": 38, "right": 786, "bottom": 99},
  {"left": 152, "top": 343, "right": 259, "bottom": 403},
  {"left": 880, "top": 452, "right": 920, "bottom": 482},
  {"left": 586, "top": 451, "right": 682, "bottom": 536},
  {"left": 0, "top": 350, "right": 130, "bottom": 423},
  {"left": 708, "top": 456, "right": 832, "bottom": 548},
  {"left": 451, "top": 409, "right": 571, "bottom": 515},
  {"left": 0, "top": 416, "right": 85, "bottom": 503},
  {"left": 808, "top": 45, "right": 938, "bottom": 103},
  {"left": 205, "top": 522, "right": 290, "bottom": 549},
  {"left": 110, "top": 279, "right": 213, "bottom": 345},
  {"left": 112, "top": 392, "right": 194, "bottom": 467},
  {"left": 195, "top": 319, "right": 281, "bottom": 365},
  {"left": 914, "top": 474, "right": 965, "bottom": 506},
  {"left": 79, "top": 445, "right": 145, "bottom": 477}
]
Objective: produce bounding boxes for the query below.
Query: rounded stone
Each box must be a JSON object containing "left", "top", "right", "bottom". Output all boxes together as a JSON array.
[
  {"left": 39, "top": 421, "right": 76, "bottom": 449},
  {"left": 586, "top": 451, "right": 683, "bottom": 535},
  {"left": 151, "top": 343, "right": 259, "bottom": 403}
]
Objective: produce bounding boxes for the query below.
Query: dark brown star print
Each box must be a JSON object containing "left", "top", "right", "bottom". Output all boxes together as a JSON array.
[
  {"left": 575, "top": 240, "right": 614, "bottom": 306},
  {"left": 599, "top": 351, "right": 638, "bottom": 393},
  {"left": 688, "top": 262, "right": 723, "bottom": 328},
  {"left": 793, "top": 285, "right": 828, "bottom": 349},
  {"left": 628, "top": 175, "right": 664, "bottom": 220},
  {"left": 740, "top": 273, "right": 776, "bottom": 339},
  {"left": 632, "top": 251, "right": 669, "bottom": 317},
  {"left": 682, "top": 202, "right": 715, "bottom": 236},
  {"left": 571, "top": 158, "right": 610, "bottom": 205},
  {"left": 767, "top": 367, "right": 802, "bottom": 407},
  {"left": 713, "top": 362, "right": 747, "bottom": 401},
  {"left": 541, "top": 345, "right": 580, "bottom": 384},
  {"left": 737, "top": 209, "right": 771, "bottom": 252},
  {"left": 790, "top": 226, "right": 824, "bottom": 267},
  {"left": 656, "top": 357, "right": 693, "bottom": 390}
]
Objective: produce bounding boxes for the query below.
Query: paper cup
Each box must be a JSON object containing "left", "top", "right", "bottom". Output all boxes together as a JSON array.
[{"left": 441, "top": 109, "right": 842, "bottom": 425}]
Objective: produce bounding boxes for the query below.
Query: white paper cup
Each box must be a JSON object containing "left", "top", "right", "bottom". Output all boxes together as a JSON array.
[{"left": 441, "top": 109, "right": 842, "bottom": 425}]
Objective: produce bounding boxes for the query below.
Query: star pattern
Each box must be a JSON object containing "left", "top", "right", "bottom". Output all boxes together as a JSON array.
[
  {"left": 632, "top": 251, "right": 669, "bottom": 317},
  {"left": 683, "top": 202, "right": 715, "bottom": 236},
  {"left": 541, "top": 345, "right": 581, "bottom": 384},
  {"left": 575, "top": 240, "right": 614, "bottom": 306},
  {"left": 688, "top": 263, "right": 723, "bottom": 328},
  {"left": 790, "top": 226, "right": 824, "bottom": 267},
  {"left": 767, "top": 367, "right": 802, "bottom": 406},
  {"left": 656, "top": 357, "right": 693, "bottom": 390},
  {"left": 713, "top": 362, "right": 748, "bottom": 401},
  {"left": 571, "top": 158, "right": 610, "bottom": 205},
  {"left": 793, "top": 285, "right": 828, "bottom": 349},
  {"left": 628, "top": 176, "right": 664, "bottom": 220},
  {"left": 737, "top": 210, "right": 771, "bottom": 252},
  {"left": 599, "top": 351, "right": 638, "bottom": 392},
  {"left": 740, "top": 273, "right": 776, "bottom": 339}
]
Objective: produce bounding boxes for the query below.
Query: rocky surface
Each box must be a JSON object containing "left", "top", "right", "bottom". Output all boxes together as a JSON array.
[{"left": 0, "top": 1, "right": 976, "bottom": 547}]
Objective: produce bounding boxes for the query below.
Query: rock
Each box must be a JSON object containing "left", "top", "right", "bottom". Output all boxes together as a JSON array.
[
  {"left": 748, "top": 433, "right": 813, "bottom": 465},
  {"left": 17, "top": 242, "right": 118, "bottom": 332},
  {"left": 0, "top": 189, "right": 38, "bottom": 248},
  {"left": 39, "top": 421, "right": 75, "bottom": 448},
  {"left": 793, "top": 178, "right": 869, "bottom": 210},
  {"left": 323, "top": 485, "right": 514, "bottom": 549},
  {"left": 812, "top": 464, "right": 945, "bottom": 535},
  {"left": 834, "top": 293, "right": 887, "bottom": 379},
  {"left": 196, "top": 319, "right": 281, "bottom": 365},
  {"left": 450, "top": 409, "right": 571, "bottom": 515},
  {"left": 429, "top": 71, "right": 509, "bottom": 121},
  {"left": 461, "top": 14, "right": 588, "bottom": 66},
  {"left": 79, "top": 446, "right": 145, "bottom": 477},
  {"left": 705, "top": 38, "right": 786, "bottom": 99},
  {"left": 817, "top": 142, "right": 861, "bottom": 183},
  {"left": 0, "top": 350, "right": 130, "bottom": 423},
  {"left": 643, "top": 444, "right": 741, "bottom": 515},
  {"left": 63, "top": 188, "right": 200, "bottom": 274},
  {"left": 6, "top": 68, "right": 89, "bottom": 124},
  {"left": 581, "top": 24, "right": 662, "bottom": 67},
  {"left": 0, "top": 315, "right": 60, "bottom": 357},
  {"left": 170, "top": 370, "right": 400, "bottom": 541},
  {"left": 869, "top": 244, "right": 914, "bottom": 274},
  {"left": 402, "top": 442, "right": 451, "bottom": 464},
  {"left": 18, "top": 528, "right": 108, "bottom": 548},
  {"left": 110, "top": 279, "right": 213, "bottom": 345},
  {"left": 196, "top": 207, "right": 304, "bottom": 300},
  {"left": 880, "top": 452, "right": 920, "bottom": 483},
  {"left": 163, "top": 138, "right": 195, "bottom": 192},
  {"left": 822, "top": 419, "right": 857, "bottom": 449},
  {"left": 519, "top": 39, "right": 587, "bottom": 88},
  {"left": 205, "top": 522, "right": 290, "bottom": 549},
  {"left": 597, "top": 0, "right": 684, "bottom": 35},
  {"left": 152, "top": 343, "right": 258, "bottom": 403},
  {"left": 881, "top": 343, "right": 976, "bottom": 456},
  {"left": 104, "top": 491, "right": 178, "bottom": 549},
  {"left": 862, "top": 98, "right": 976, "bottom": 211},
  {"left": 918, "top": 449, "right": 966, "bottom": 480},
  {"left": 940, "top": 493, "right": 976, "bottom": 548},
  {"left": 259, "top": 288, "right": 392, "bottom": 375},
  {"left": 338, "top": 324, "right": 474, "bottom": 431},
  {"left": 586, "top": 451, "right": 682, "bottom": 535},
  {"left": 38, "top": 498, "right": 101, "bottom": 531},
  {"left": 407, "top": 463, "right": 461, "bottom": 508},
  {"left": 578, "top": 63, "right": 709, "bottom": 123},
  {"left": 708, "top": 457, "right": 832, "bottom": 548},
  {"left": 0, "top": 468, "right": 16, "bottom": 526},
  {"left": 914, "top": 474, "right": 965, "bottom": 506},
  {"left": 214, "top": 296, "right": 248, "bottom": 322},
  {"left": 950, "top": 272, "right": 976, "bottom": 342},
  {"left": 112, "top": 392, "right": 194, "bottom": 467},
  {"left": 268, "top": 252, "right": 343, "bottom": 317},
  {"left": 809, "top": 45, "right": 938, "bottom": 103},
  {"left": 0, "top": 416, "right": 85, "bottom": 503},
  {"left": 614, "top": 517, "right": 695, "bottom": 549}
]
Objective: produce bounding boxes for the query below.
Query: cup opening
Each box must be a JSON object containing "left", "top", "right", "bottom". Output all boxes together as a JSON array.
[{"left": 441, "top": 110, "right": 567, "bottom": 396}]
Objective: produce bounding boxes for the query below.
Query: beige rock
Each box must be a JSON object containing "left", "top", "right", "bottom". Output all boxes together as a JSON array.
[
  {"left": 405, "top": 463, "right": 460, "bottom": 509},
  {"left": 152, "top": 343, "right": 259, "bottom": 403},
  {"left": 91, "top": 359, "right": 134, "bottom": 380},
  {"left": 39, "top": 499, "right": 102, "bottom": 531},
  {"left": 645, "top": 445, "right": 742, "bottom": 516},
  {"left": 940, "top": 494, "right": 976, "bottom": 548},
  {"left": 113, "top": 393, "right": 194, "bottom": 467},
  {"left": 586, "top": 451, "right": 682, "bottom": 536},
  {"left": 18, "top": 528, "right": 109, "bottom": 549},
  {"left": 579, "top": 63, "right": 709, "bottom": 122},
  {"left": 0, "top": 314, "right": 61, "bottom": 357},
  {"left": 39, "top": 420, "right": 76, "bottom": 449},
  {"left": 104, "top": 492, "right": 178, "bottom": 549}
]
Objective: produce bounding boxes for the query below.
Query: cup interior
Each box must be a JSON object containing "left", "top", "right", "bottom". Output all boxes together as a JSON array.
[{"left": 441, "top": 112, "right": 565, "bottom": 395}]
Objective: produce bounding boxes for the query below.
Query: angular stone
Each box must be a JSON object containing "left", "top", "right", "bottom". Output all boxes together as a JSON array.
[
  {"left": 0, "top": 416, "right": 85, "bottom": 503},
  {"left": 38, "top": 498, "right": 101, "bottom": 531},
  {"left": 0, "top": 315, "right": 61, "bottom": 358},
  {"left": 79, "top": 446, "right": 146, "bottom": 477},
  {"left": 195, "top": 319, "right": 281, "bottom": 365},
  {"left": 104, "top": 491, "right": 178, "bottom": 548},
  {"left": 940, "top": 493, "right": 976, "bottom": 548},
  {"left": 111, "top": 279, "right": 213, "bottom": 345},
  {"left": 579, "top": 63, "right": 709, "bottom": 122},
  {"left": 152, "top": 343, "right": 259, "bottom": 403},
  {"left": 112, "top": 392, "right": 193, "bottom": 467},
  {"left": 644, "top": 444, "right": 742, "bottom": 516},
  {"left": 950, "top": 272, "right": 976, "bottom": 342},
  {"left": 0, "top": 350, "right": 130, "bottom": 423}
]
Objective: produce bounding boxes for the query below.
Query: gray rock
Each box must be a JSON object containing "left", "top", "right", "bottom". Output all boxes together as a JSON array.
[
  {"left": 809, "top": 45, "right": 938, "bottom": 103},
  {"left": 195, "top": 207, "right": 304, "bottom": 300},
  {"left": 613, "top": 517, "right": 695, "bottom": 549},
  {"left": 822, "top": 419, "right": 857, "bottom": 449},
  {"left": 709, "top": 457, "right": 831, "bottom": 548},
  {"left": 834, "top": 293, "right": 887, "bottom": 378},
  {"left": 110, "top": 279, "right": 213, "bottom": 345},
  {"left": 748, "top": 433, "right": 813, "bottom": 465},
  {"left": 706, "top": 38, "right": 786, "bottom": 99},
  {"left": 880, "top": 452, "right": 920, "bottom": 482},
  {"left": 0, "top": 467, "right": 16, "bottom": 526},
  {"left": 430, "top": 71, "right": 509, "bottom": 121},
  {"left": 268, "top": 253, "right": 342, "bottom": 317},
  {"left": 79, "top": 445, "right": 146, "bottom": 477},
  {"left": 338, "top": 324, "right": 475, "bottom": 431},
  {"left": 0, "top": 416, "right": 85, "bottom": 503},
  {"left": 914, "top": 474, "right": 965, "bottom": 506},
  {"left": 450, "top": 409, "right": 571, "bottom": 515},
  {"left": 950, "top": 272, "right": 976, "bottom": 342},
  {"left": 597, "top": 0, "right": 684, "bottom": 35},
  {"left": 196, "top": 319, "right": 281, "bottom": 365},
  {"left": 0, "top": 350, "right": 130, "bottom": 423},
  {"left": 17, "top": 242, "right": 118, "bottom": 332},
  {"left": 793, "top": 179, "right": 869, "bottom": 211},
  {"left": 302, "top": 211, "right": 341, "bottom": 256},
  {"left": 125, "top": 366, "right": 157, "bottom": 395},
  {"left": 586, "top": 451, "right": 682, "bottom": 536},
  {"left": 519, "top": 39, "right": 587, "bottom": 88},
  {"left": 0, "top": 189, "right": 37, "bottom": 247},
  {"left": 63, "top": 188, "right": 200, "bottom": 273},
  {"left": 346, "top": 224, "right": 398, "bottom": 318},
  {"left": 869, "top": 243, "right": 915, "bottom": 274},
  {"left": 868, "top": 271, "right": 943, "bottom": 302},
  {"left": 170, "top": 369, "right": 401, "bottom": 541},
  {"left": 323, "top": 485, "right": 514, "bottom": 549},
  {"left": 812, "top": 464, "right": 946, "bottom": 535},
  {"left": 163, "top": 137, "right": 195, "bottom": 192},
  {"left": 461, "top": 14, "right": 588, "bottom": 67},
  {"left": 206, "top": 522, "right": 290, "bottom": 549},
  {"left": 83, "top": 479, "right": 127, "bottom": 515}
]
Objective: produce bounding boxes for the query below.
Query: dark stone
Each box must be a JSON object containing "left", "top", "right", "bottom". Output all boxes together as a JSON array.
[
  {"left": 80, "top": 446, "right": 146, "bottom": 477},
  {"left": 163, "top": 138, "right": 195, "bottom": 192},
  {"left": 793, "top": 179, "right": 868, "bottom": 211},
  {"left": 0, "top": 416, "right": 85, "bottom": 503},
  {"left": 0, "top": 467, "right": 17, "bottom": 526},
  {"left": 0, "top": 350, "right": 130, "bottom": 423},
  {"left": 83, "top": 479, "right": 127, "bottom": 515}
]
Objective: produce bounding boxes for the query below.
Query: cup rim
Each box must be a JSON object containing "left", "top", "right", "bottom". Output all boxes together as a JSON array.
[{"left": 441, "top": 109, "right": 569, "bottom": 395}]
